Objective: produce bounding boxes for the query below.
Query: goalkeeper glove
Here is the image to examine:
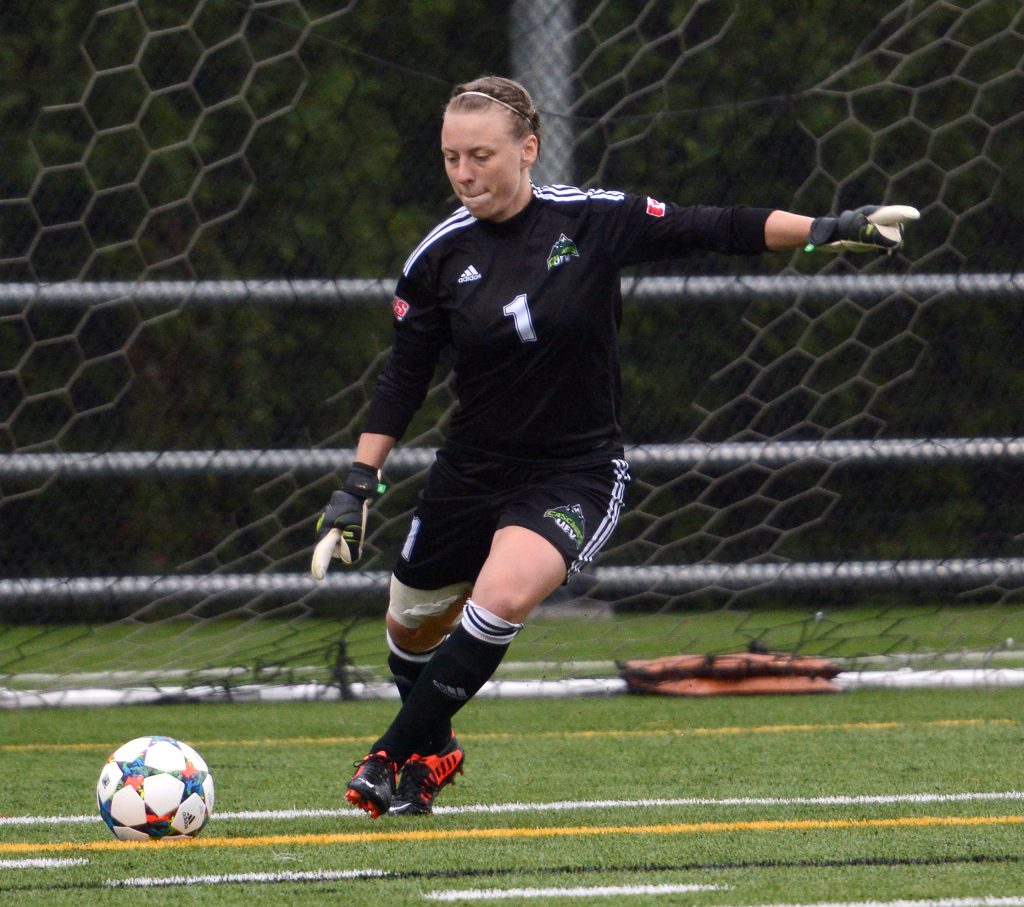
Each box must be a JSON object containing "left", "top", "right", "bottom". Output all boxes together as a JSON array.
[
  {"left": 311, "top": 462, "right": 387, "bottom": 580},
  {"left": 805, "top": 204, "right": 919, "bottom": 253}
]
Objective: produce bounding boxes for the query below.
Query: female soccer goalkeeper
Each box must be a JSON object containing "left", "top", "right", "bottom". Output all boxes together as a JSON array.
[{"left": 312, "top": 74, "right": 912, "bottom": 818}]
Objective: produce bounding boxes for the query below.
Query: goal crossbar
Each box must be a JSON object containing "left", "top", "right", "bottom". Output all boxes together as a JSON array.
[
  {"left": 0, "top": 273, "right": 1020, "bottom": 309},
  {"left": 5, "top": 438, "right": 1024, "bottom": 479},
  {"left": 3, "top": 558, "right": 1024, "bottom": 604}
]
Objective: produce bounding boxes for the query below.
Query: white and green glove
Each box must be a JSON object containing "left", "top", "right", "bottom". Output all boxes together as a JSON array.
[
  {"left": 805, "top": 204, "right": 919, "bottom": 253},
  {"left": 311, "top": 463, "right": 387, "bottom": 580}
]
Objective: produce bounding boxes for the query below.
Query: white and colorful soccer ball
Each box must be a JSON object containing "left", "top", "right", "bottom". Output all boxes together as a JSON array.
[{"left": 96, "top": 735, "right": 215, "bottom": 841}]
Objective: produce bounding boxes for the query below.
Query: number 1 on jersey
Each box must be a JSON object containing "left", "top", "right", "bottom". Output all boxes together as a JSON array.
[{"left": 503, "top": 294, "right": 537, "bottom": 343}]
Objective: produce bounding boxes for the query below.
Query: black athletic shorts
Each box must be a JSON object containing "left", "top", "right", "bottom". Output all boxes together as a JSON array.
[{"left": 392, "top": 445, "right": 631, "bottom": 591}]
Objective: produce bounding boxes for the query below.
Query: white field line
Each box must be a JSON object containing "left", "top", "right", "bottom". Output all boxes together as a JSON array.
[
  {"left": 423, "top": 883, "right": 725, "bottom": 901},
  {"left": 4, "top": 790, "right": 1023, "bottom": 827},
  {"left": 0, "top": 857, "right": 90, "bottom": 869},
  {"left": 105, "top": 874, "right": 723, "bottom": 894},
  {"left": 106, "top": 868, "right": 393, "bottom": 888}
]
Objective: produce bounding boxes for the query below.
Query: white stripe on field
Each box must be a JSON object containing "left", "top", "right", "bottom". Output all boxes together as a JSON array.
[
  {"left": 106, "top": 868, "right": 392, "bottom": 888},
  {"left": 0, "top": 857, "right": 89, "bottom": 869},
  {"left": 424, "top": 883, "right": 724, "bottom": 901},
  {"left": 5, "top": 789, "right": 1022, "bottom": 827},
  {"left": 423, "top": 789, "right": 1024, "bottom": 817},
  {"left": 715, "top": 898, "right": 1024, "bottom": 907}
]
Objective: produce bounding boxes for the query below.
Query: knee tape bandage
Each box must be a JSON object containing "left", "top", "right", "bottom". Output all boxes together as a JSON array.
[{"left": 386, "top": 575, "right": 471, "bottom": 630}]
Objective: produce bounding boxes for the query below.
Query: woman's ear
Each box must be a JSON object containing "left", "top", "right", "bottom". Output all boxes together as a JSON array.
[{"left": 522, "top": 134, "right": 539, "bottom": 168}]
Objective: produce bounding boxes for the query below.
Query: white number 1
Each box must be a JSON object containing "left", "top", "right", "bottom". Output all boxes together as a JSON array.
[{"left": 503, "top": 294, "right": 537, "bottom": 343}]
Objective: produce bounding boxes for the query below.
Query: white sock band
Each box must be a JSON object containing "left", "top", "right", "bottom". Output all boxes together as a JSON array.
[
  {"left": 386, "top": 630, "right": 441, "bottom": 663},
  {"left": 461, "top": 599, "right": 523, "bottom": 645}
]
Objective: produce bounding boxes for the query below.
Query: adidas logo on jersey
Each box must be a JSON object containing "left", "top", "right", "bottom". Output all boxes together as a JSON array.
[{"left": 458, "top": 265, "right": 482, "bottom": 283}]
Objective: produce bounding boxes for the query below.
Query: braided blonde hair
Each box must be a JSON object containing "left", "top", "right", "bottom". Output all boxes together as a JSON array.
[{"left": 447, "top": 76, "right": 543, "bottom": 155}]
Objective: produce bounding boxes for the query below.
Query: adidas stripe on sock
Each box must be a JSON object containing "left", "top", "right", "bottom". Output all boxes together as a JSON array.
[{"left": 461, "top": 599, "right": 523, "bottom": 645}]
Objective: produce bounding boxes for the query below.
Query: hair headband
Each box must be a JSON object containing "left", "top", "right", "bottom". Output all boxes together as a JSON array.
[{"left": 454, "top": 90, "right": 532, "bottom": 124}]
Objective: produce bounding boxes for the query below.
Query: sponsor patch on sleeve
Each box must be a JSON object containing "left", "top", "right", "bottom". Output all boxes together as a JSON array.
[
  {"left": 645, "top": 196, "right": 666, "bottom": 217},
  {"left": 391, "top": 295, "right": 410, "bottom": 320}
]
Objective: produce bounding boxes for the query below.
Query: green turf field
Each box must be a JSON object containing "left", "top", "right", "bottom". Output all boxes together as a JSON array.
[
  {"left": 4, "top": 603, "right": 1024, "bottom": 690},
  {"left": 2, "top": 687, "right": 1022, "bottom": 905}
]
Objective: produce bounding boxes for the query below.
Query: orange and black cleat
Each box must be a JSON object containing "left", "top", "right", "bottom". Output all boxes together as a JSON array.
[
  {"left": 390, "top": 736, "right": 465, "bottom": 816},
  {"left": 345, "top": 750, "right": 399, "bottom": 819}
]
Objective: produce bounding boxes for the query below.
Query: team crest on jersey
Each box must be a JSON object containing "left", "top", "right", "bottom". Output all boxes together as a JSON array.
[
  {"left": 392, "top": 295, "right": 410, "bottom": 320},
  {"left": 544, "top": 504, "right": 586, "bottom": 548},
  {"left": 646, "top": 197, "right": 666, "bottom": 217},
  {"left": 547, "top": 233, "right": 579, "bottom": 270}
]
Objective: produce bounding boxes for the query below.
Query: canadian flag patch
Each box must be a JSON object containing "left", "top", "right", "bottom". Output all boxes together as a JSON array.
[
  {"left": 645, "top": 197, "right": 666, "bottom": 217},
  {"left": 392, "top": 295, "right": 410, "bottom": 320}
]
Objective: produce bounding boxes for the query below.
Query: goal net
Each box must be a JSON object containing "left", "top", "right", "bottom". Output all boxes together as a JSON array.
[{"left": 2, "top": 0, "right": 1023, "bottom": 706}]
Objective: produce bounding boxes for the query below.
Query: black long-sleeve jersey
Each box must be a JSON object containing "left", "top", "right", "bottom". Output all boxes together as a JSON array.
[{"left": 365, "top": 184, "right": 772, "bottom": 464}]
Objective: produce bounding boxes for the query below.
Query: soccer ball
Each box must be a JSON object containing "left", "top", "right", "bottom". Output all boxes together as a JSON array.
[{"left": 96, "top": 735, "right": 215, "bottom": 841}]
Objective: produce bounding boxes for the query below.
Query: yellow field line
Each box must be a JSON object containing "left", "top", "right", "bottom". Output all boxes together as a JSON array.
[
  {"left": 1, "top": 718, "right": 1013, "bottom": 753},
  {"left": 2, "top": 814, "right": 1021, "bottom": 855}
]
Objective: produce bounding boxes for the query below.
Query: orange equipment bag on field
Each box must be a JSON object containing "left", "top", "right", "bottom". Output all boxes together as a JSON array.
[{"left": 617, "top": 651, "right": 844, "bottom": 696}]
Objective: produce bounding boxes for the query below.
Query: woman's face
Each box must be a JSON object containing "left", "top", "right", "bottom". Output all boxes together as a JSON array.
[{"left": 441, "top": 107, "right": 538, "bottom": 222}]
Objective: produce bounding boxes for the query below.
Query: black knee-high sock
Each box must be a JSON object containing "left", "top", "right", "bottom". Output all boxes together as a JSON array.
[
  {"left": 387, "top": 638, "right": 455, "bottom": 746},
  {"left": 387, "top": 635, "right": 437, "bottom": 703},
  {"left": 388, "top": 650, "right": 420, "bottom": 703},
  {"left": 372, "top": 602, "right": 521, "bottom": 762}
]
